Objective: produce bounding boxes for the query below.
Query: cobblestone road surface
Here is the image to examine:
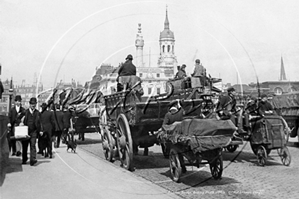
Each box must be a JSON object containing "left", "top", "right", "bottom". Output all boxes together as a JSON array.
[{"left": 78, "top": 133, "right": 299, "bottom": 199}]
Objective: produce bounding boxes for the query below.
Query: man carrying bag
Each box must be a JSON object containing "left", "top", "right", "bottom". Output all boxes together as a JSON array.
[{"left": 22, "top": 97, "right": 41, "bottom": 166}]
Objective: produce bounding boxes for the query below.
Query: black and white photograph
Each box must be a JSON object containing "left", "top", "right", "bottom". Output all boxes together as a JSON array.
[{"left": 0, "top": 0, "right": 298, "bottom": 198}]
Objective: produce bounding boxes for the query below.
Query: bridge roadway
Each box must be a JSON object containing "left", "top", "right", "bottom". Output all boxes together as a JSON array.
[
  {"left": 1, "top": 132, "right": 298, "bottom": 199},
  {"left": 79, "top": 132, "right": 299, "bottom": 199}
]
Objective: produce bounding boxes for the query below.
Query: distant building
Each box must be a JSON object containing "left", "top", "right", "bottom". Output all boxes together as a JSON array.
[
  {"left": 260, "top": 81, "right": 298, "bottom": 95},
  {"left": 94, "top": 7, "right": 178, "bottom": 96},
  {"left": 0, "top": 79, "right": 15, "bottom": 116},
  {"left": 14, "top": 82, "right": 43, "bottom": 108}
]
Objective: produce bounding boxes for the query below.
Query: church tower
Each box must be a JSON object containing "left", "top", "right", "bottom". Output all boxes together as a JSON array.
[
  {"left": 158, "top": 6, "right": 177, "bottom": 76},
  {"left": 135, "top": 23, "right": 144, "bottom": 67}
]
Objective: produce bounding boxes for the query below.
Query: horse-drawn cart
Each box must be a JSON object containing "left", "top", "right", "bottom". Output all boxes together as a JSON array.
[
  {"left": 100, "top": 77, "right": 220, "bottom": 171},
  {"left": 250, "top": 115, "right": 291, "bottom": 166},
  {"left": 225, "top": 100, "right": 292, "bottom": 166},
  {"left": 158, "top": 118, "right": 236, "bottom": 182}
]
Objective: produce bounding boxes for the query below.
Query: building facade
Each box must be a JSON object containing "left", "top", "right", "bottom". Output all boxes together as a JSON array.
[{"left": 95, "top": 7, "right": 178, "bottom": 96}]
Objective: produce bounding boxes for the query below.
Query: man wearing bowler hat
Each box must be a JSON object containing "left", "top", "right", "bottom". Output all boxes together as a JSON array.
[
  {"left": 38, "top": 102, "right": 54, "bottom": 158},
  {"left": 22, "top": 97, "right": 41, "bottom": 165},
  {"left": 7, "top": 95, "right": 26, "bottom": 156}
]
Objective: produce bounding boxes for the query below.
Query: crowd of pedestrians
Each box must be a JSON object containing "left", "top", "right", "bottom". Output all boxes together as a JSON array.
[{"left": 7, "top": 95, "right": 74, "bottom": 166}]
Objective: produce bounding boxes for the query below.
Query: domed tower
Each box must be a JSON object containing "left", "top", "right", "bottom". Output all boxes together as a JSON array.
[
  {"left": 158, "top": 7, "right": 177, "bottom": 75},
  {"left": 135, "top": 23, "right": 144, "bottom": 67}
]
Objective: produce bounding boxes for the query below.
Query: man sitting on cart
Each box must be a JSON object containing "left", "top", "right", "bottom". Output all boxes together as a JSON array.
[
  {"left": 258, "top": 94, "right": 274, "bottom": 117},
  {"left": 257, "top": 94, "right": 291, "bottom": 136},
  {"left": 162, "top": 99, "right": 187, "bottom": 173},
  {"left": 163, "top": 100, "right": 185, "bottom": 125},
  {"left": 216, "top": 87, "right": 246, "bottom": 135},
  {"left": 117, "top": 54, "right": 143, "bottom": 96},
  {"left": 117, "top": 54, "right": 136, "bottom": 90}
]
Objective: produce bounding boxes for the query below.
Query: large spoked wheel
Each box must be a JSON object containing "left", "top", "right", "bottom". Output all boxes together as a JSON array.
[
  {"left": 169, "top": 148, "right": 182, "bottom": 183},
  {"left": 209, "top": 154, "right": 223, "bottom": 179},
  {"left": 116, "top": 114, "right": 133, "bottom": 171},
  {"left": 101, "top": 129, "right": 115, "bottom": 162},
  {"left": 257, "top": 145, "right": 267, "bottom": 166},
  {"left": 226, "top": 145, "right": 238, "bottom": 153},
  {"left": 278, "top": 146, "right": 291, "bottom": 166}
]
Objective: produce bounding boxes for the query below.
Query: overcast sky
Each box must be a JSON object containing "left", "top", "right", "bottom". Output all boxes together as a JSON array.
[{"left": 0, "top": 0, "right": 298, "bottom": 89}]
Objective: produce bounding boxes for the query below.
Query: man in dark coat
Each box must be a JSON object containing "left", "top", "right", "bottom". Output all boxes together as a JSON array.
[
  {"left": 62, "top": 105, "right": 73, "bottom": 144},
  {"left": 258, "top": 94, "right": 274, "bottom": 116},
  {"left": 7, "top": 95, "right": 26, "bottom": 156},
  {"left": 216, "top": 87, "right": 237, "bottom": 120},
  {"left": 53, "top": 104, "right": 64, "bottom": 148},
  {"left": 174, "top": 64, "right": 187, "bottom": 79},
  {"left": 22, "top": 97, "right": 41, "bottom": 166},
  {"left": 118, "top": 54, "right": 136, "bottom": 76},
  {"left": 38, "top": 103, "right": 54, "bottom": 158},
  {"left": 117, "top": 54, "right": 137, "bottom": 91},
  {"left": 163, "top": 100, "right": 185, "bottom": 125}
]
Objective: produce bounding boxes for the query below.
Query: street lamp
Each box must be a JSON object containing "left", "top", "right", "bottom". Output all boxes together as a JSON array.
[{"left": 8, "top": 77, "right": 13, "bottom": 113}]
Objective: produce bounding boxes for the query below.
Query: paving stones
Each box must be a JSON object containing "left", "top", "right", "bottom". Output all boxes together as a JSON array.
[{"left": 80, "top": 133, "right": 299, "bottom": 199}]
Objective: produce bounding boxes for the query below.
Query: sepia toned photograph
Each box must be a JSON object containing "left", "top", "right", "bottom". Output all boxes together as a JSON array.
[{"left": 0, "top": 0, "right": 298, "bottom": 198}]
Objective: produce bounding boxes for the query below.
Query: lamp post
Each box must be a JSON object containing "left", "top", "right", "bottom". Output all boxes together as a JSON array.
[{"left": 8, "top": 77, "right": 13, "bottom": 113}]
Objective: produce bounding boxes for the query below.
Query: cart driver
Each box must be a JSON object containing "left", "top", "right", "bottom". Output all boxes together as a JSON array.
[
  {"left": 163, "top": 100, "right": 185, "bottom": 125},
  {"left": 216, "top": 87, "right": 237, "bottom": 120},
  {"left": 258, "top": 94, "right": 274, "bottom": 116},
  {"left": 117, "top": 54, "right": 136, "bottom": 91}
]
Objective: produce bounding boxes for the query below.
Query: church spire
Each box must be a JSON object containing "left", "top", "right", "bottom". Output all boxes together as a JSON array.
[
  {"left": 280, "top": 56, "right": 287, "bottom": 81},
  {"left": 164, "top": 5, "right": 169, "bottom": 30}
]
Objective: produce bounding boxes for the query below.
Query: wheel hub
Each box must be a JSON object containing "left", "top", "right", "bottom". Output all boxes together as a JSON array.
[
  {"left": 119, "top": 135, "right": 127, "bottom": 149},
  {"left": 102, "top": 140, "right": 109, "bottom": 149}
]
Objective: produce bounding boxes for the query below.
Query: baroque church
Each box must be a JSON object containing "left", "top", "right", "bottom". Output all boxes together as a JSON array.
[{"left": 95, "top": 8, "right": 178, "bottom": 96}]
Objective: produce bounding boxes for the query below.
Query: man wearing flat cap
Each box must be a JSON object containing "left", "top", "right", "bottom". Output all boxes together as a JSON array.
[
  {"left": 22, "top": 97, "right": 41, "bottom": 166},
  {"left": 191, "top": 59, "right": 207, "bottom": 86},
  {"left": 7, "top": 95, "right": 26, "bottom": 156},
  {"left": 117, "top": 54, "right": 137, "bottom": 91},
  {"left": 258, "top": 94, "right": 274, "bottom": 116},
  {"left": 216, "top": 87, "right": 237, "bottom": 120}
]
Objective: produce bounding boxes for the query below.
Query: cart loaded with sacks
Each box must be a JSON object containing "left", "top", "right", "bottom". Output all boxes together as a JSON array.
[
  {"left": 99, "top": 76, "right": 222, "bottom": 171},
  {"left": 157, "top": 118, "right": 236, "bottom": 182}
]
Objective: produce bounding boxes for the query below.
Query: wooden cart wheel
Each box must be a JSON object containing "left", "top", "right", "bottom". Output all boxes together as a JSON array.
[
  {"left": 278, "top": 146, "right": 291, "bottom": 166},
  {"left": 226, "top": 145, "right": 238, "bottom": 153},
  {"left": 101, "top": 129, "right": 115, "bottom": 162},
  {"left": 116, "top": 114, "right": 134, "bottom": 171},
  {"left": 209, "top": 153, "right": 223, "bottom": 179},
  {"left": 169, "top": 148, "right": 182, "bottom": 182},
  {"left": 257, "top": 145, "right": 267, "bottom": 166}
]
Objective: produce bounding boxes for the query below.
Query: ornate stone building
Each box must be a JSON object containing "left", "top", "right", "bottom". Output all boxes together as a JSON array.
[{"left": 97, "top": 7, "right": 178, "bottom": 96}]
